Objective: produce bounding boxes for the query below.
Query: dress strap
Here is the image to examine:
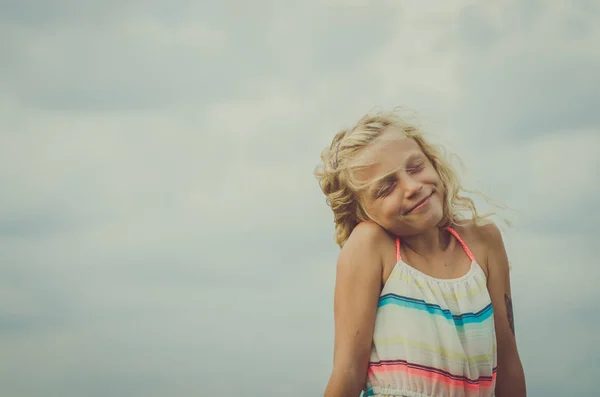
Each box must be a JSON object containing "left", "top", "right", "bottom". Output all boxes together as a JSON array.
[
  {"left": 396, "top": 228, "right": 474, "bottom": 263},
  {"left": 446, "top": 227, "right": 476, "bottom": 262}
]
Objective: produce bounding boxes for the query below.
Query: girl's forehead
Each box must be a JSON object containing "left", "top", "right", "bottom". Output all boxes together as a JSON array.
[
  {"left": 356, "top": 135, "right": 423, "bottom": 177},
  {"left": 361, "top": 136, "right": 423, "bottom": 168}
]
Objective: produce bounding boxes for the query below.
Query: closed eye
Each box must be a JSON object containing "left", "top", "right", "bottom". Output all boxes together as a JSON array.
[
  {"left": 407, "top": 162, "right": 424, "bottom": 174},
  {"left": 376, "top": 182, "right": 395, "bottom": 198}
]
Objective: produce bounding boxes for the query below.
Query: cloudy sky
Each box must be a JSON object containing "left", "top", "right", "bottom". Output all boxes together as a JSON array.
[{"left": 1, "top": 1, "right": 599, "bottom": 396}]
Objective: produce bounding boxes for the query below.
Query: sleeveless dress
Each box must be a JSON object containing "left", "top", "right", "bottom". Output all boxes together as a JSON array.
[{"left": 363, "top": 227, "right": 497, "bottom": 397}]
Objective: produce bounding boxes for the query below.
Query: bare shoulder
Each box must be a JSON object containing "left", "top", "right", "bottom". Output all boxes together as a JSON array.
[
  {"left": 455, "top": 220, "right": 503, "bottom": 247},
  {"left": 337, "top": 221, "right": 389, "bottom": 272},
  {"left": 474, "top": 221, "right": 503, "bottom": 243},
  {"left": 348, "top": 220, "right": 390, "bottom": 240},
  {"left": 340, "top": 221, "right": 389, "bottom": 256},
  {"left": 453, "top": 221, "right": 505, "bottom": 276}
]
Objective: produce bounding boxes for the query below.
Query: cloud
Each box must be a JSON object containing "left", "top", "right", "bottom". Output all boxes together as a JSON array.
[
  {"left": 454, "top": 1, "right": 600, "bottom": 141},
  {"left": 1, "top": 1, "right": 599, "bottom": 396},
  {"left": 0, "top": 1, "right": 236, "bottom": 110}
]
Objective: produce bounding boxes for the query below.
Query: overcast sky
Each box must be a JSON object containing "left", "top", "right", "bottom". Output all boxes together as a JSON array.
[{"left": 1, "top": 1, "right": 599, "bottom": 396}]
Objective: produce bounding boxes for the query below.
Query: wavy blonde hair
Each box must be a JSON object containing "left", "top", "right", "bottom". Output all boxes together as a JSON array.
[{"left": 315, "top": 109, "right": 500, "bottom": 248}]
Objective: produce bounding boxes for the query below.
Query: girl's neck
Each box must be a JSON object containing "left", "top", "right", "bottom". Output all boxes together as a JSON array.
[{"left": 400, "top": 227, "right": 451, "bottom": 257}]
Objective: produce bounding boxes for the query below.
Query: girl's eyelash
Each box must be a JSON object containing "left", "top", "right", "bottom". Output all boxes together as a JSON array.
[
  {"left": 407, "top": 163, "right": 424, "bottom": 172},
  {"left": 377, "top": 183, "right": 395, "bottom": 197},
  {"left": 375, "top": 161, "right": 424, "bottom": 197}
]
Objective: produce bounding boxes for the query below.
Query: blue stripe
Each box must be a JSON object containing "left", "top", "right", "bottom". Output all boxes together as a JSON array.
[{"left": 378, "top": 294, "right": 493, "bottom": 326}]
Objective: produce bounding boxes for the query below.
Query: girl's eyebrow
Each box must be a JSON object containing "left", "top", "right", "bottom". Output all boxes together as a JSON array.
[{"left": 406, "top": 152, "right": 425, "bottom": 163}]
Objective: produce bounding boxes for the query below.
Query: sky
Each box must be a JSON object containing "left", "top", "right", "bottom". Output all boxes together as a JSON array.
[{"left": 1, "top": 1, "right": 599, "bottom": 396}]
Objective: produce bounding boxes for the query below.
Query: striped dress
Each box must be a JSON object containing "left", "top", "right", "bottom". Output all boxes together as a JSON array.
[{"left": 364, "top": 227, "right": 497, "bottom": 397}]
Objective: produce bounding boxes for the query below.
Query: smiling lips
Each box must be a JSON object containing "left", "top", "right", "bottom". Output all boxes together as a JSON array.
[{"left": 404, "top": 192, "right": 433, "bottom": 215}]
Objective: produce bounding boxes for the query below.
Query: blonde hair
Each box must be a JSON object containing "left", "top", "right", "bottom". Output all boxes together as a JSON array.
[{"left": 315, "top": 109, "right": 499, "bottom": 248}]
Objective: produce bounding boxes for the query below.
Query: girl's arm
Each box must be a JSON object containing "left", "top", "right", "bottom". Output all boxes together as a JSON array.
[
  {"left": 481, "top": 223, "right": 526, "bottom": 397},
  {"left": 324, "top": 222, "right": 384, "bottom": 397}
]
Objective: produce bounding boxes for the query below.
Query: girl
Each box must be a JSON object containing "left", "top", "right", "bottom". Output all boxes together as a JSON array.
[{"left": 315, "top": 110, "right": 526, "bottom": 397}]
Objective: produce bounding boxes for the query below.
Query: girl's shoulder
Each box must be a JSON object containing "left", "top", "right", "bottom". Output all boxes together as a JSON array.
[
  {"left": 452, "top": 221, "right": 504, "bottom": 278},
  {"left": 342, "top": 221, "right": 396, "bottom": 263},
  {"left": 344, "top": 221, "right": 395, "bottom": 253},
  {"left": 336, "top": 221, "right": 392, "bottom": 285}
]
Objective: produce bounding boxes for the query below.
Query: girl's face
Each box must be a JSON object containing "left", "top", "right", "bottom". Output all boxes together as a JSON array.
[{"left": 357, "top": 129, "right": 445, "bottom": 237}]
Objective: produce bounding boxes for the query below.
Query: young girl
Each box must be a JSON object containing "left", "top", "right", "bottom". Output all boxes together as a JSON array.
[{"left": 315, "top": 110, "right": 526, "bottom": 397}]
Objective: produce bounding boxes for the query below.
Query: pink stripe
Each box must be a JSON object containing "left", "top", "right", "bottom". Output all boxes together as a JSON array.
[{"left": 368, "top": 363, "right": 495, "bottom": 391}]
